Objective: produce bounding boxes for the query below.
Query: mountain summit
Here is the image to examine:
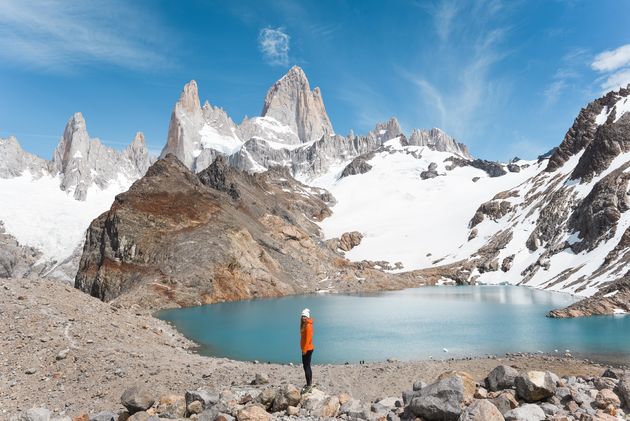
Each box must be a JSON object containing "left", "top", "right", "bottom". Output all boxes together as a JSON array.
[{"left": 261, "top": 65, "right": 334, "bottom": 143}]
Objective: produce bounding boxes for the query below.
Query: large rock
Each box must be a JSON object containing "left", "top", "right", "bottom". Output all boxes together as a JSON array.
[
  {"left": 13, "top": 408, "right": 51, "bottom": 421},
  {"left": 490, "top": 391, "right": 519, "bottom": 415},
  {"left": 339, "top": 399, "right": 370, "bottom": 421},
  {"left": 340, "top": 156, "right": 373, "bottom": 178},
  {"left": 486, "top": 366, "right": 519, "bottom": 391},
  {"left": 89, "top": 412, "right": 116, "bottom": 421},
  {"left": 185, "top": 389, "right": 219, "bottom": 410},
  {"left": 313, "top": 396, "right": 340, "bottom": 418},
  {"left": 595, "top": 388, "right": 621, "bottom": 409},
  {"left": 236, "top": 405, "right": 270, "bottom": 421},
  {"left": 458, "top": 399, "right": 505, "bottom": 421},
  {"left": 437, "top": 371, "right": 476, "bottom": 401},
  {"left": 121, "top": 386, "right": 155, "bottom": 414},
  {"left": 409, "top": 375, "right": 467, "bottom": 421},
  {"left": 156, "top": 394, "right": 186, "bottom": 418},
  {"left": 503, "top": 404, "right": 545, "bottom": 421},
  {"left": 271, "top": 384, "right": 301, "bottom": 412},
  {"left": 617, "top": 374, "right": 630, "bottom": 407},
  {"left": 515, "top": 371, "right": 558, "bottom": 402},
  {"left": 339, "top": 231, "right": 363, "bottom": 252}
]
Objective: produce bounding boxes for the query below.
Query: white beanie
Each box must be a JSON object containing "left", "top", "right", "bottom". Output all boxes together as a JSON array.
[{"left": 301, "top": 308, "right": 311, "bottom": 318}]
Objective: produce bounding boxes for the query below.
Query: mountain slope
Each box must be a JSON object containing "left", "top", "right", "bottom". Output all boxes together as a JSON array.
[
  {"left": 311, "top": 137, "right": 540, "bottom": 270},
  {"left": 431, "top": 87, "right": 630, "bottom": 297}
]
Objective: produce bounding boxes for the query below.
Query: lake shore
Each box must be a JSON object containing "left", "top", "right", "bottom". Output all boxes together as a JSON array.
[{"left": 2, "top": 277, "right": 627, "bottom": 419}]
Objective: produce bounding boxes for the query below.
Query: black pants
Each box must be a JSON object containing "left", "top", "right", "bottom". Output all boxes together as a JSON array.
[{"left": 302, "top": 350, "right": 313, "bottom": 386}]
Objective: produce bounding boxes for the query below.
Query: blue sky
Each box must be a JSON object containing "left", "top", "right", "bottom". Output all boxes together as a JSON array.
[{"left": 1, "top": 0, "right": 629, "bottom": 161}]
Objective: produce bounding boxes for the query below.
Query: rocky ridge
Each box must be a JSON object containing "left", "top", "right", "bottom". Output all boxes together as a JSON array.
[
  {"left": 160, "top": 67, "right": 474, "bottom": 180},
  {"left": 74, "top": 154, "right": 421, "bottom": 309}
]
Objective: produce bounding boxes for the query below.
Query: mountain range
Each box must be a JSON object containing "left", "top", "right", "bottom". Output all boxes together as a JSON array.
[{"left": 1, "top": 66, "right": 629, "bottom": 315}]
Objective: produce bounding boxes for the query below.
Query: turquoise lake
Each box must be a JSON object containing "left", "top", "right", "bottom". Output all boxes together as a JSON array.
[{"left": 156, "top": 286, "right": 630, "bottom": 364}]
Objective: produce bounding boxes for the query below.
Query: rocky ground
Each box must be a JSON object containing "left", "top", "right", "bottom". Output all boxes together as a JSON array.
[{"left": 2, "top": 277, "right": 627, "bottom": 421}]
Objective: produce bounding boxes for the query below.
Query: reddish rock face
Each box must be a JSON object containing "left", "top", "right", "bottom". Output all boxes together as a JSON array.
[{"left": 74, "top": 154, "right": 403, "bottom": 310}]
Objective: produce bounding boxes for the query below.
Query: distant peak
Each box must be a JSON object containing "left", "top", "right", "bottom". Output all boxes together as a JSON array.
[
  {"left": 132, "top": 132, "right": 146, "bottom": 146},
  {"left": 69, "top": 112, "right": 86, "bottom": 128},
  {"left": 178, "top": 80, "right": 200, "bottom": 112}
]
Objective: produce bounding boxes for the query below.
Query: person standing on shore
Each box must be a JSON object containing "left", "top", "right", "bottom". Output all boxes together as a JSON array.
[{"left": 300, "top": 308, "right": 314, "bottom": 393}]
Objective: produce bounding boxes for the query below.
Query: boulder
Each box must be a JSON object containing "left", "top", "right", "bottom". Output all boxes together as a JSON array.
[
  {"left": 257, "top": 387, "right": 276, "bottom": 409},
  {"left": 271, "top": 384, "right": 301, "bottom": 412},
  {"left": 458, "top": 399, "right": 505, "bottom": 421},
  {"left": 286, "top": 406, "right": 299, "bottom": 416},
  {"left": 437, "top": 371, "right": 476, "bottom": 401},
  {"left": 409, "top": 375, "right": 467, "bottom": 421},
  {"left": 185, "top": 389, "right": 220, "bottom": 410},
  {"left": 126, "top": 412, "right": 159, "bottom": 421},
  {"left": 515, "top": 371, "right": 557, "bottom": 402},
  {"left": 236, "top": 405, "right": 270, "bottom": 421},
  {"left": 602, "top": 368, "right": 619, "bottom": 379},
  {"left": 490, "top": 391, "right": 519, "bottom": 415},
  {"left": 14, "top": 408, "right": 51, "bottom": 421},
  {"left": 503, "top": 404, "right": 545, "bottom": 421},
  {"left": 301, "top": 388, "right": 327, "bottom": 411},
  {"left": 89, "top": 413, "right": 116, "bottom": 421},
  {"left": 618, "top": 374, "right": 630, "bottom": 407},
  {"left": 486, "top": 366, "right": 519, "bottom": 391},
  {"left": 187, "top": 400, "right": 203, "bottom": 415},
  {"left": 339, "top": 231, "right": 363, "bottom": 252},
  {"left": 121, "top": 387, "right": 155, "bottom": 414},
  {"left": 339, "top": 399, "right": 370, "bottom": 421},
  {"left": 313, "top": 396, "right": 340, "bottom": 418},
  {"left": 595, "top": 389, "right": 621, "bottom": 409},
  {"left": 251, "top": 373, "right": 269, "bottom": 385},
  {"left": 413, "top": 380, "right": 427, "bottom": 391},
  {"left": 156, "top": 394, "right": 186, "bottom": 418},
  {"left": 593, "top": 377, "right": 617, "bottom": 391},
  {"left": 402, "top": 390, "right": 420, "bottom": 405},
  {"left": 198, "top": 407, "right": 220, "bottom": 421}
]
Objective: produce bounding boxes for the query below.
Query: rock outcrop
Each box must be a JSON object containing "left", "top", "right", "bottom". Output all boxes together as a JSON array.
[
  {"left": 75, "top": 155, "right": 411, "bottom": 309},
  {"left": 0, "top": 136, "right": 48, "bottom": 178},
  {"left": 409, "top": 128, "right": 472, "bottom": 159},
  {"left": 549, "top": 273, "right": 630, "bottom": 317}
]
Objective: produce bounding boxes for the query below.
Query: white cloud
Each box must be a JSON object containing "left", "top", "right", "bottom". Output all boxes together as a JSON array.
[
  {"left": 591, "top": 44, "right": 630, "bottom": 93},
  {"left": 0, "top": 0, "right": 171, "bottom": 72},
  {"left": 592, "top": 44, "right": 630, "bottom": 72},
  {"left": 599, "top": 69, "right": 630, "bottom": 93},
  {"left": 258, "top": 27, "right": 290, "bottom": 67}
]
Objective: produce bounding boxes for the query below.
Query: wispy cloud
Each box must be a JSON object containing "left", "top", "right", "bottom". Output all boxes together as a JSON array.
[
  {"left": 258, "top": 27, "right": 290, "bottom": 67},
  {"left": 403, "top": 0, "right": 510, "bottom": 146},
  {"left": 591, "top": 44, "right": 630, "bottom": 93},
  {"left": 543, "top": 48, "right": 588, "bottom": 107},
  {"left": 0, "top": 0, "right": 171, "bottom": 73},
  {"left": 592, "top": 44, "right": 630, "bottom": 72}
]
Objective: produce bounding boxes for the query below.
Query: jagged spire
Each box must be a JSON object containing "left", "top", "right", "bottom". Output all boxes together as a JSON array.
[{"left": 261, "top": 66, "right": 334, "bottom": 142}]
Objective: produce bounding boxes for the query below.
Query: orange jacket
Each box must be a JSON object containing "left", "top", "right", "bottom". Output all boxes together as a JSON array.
[{"left": 300, "top": 318, "right": 314, "bottom": 354}]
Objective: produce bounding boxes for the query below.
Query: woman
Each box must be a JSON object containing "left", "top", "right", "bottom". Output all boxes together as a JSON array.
[{"left": 300, "top": 308, "right": 314, "bottom": 393}]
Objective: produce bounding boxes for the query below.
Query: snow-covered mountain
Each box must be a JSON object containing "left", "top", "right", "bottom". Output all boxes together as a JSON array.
[
  {"left": 161, "top": 66, "right": 472, "bottom": 178},
  {"left": 0, "top": 113, "right": 151, "bottom": 280},
  {"left": 311, "top": 86, "right": 630, "bottom": 298}
]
